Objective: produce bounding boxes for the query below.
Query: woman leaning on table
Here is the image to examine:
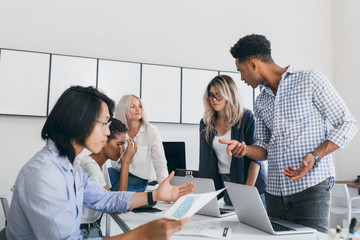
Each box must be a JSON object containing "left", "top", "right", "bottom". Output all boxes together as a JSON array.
[{"left": 199, "top": 75, "right": 267, "bottom": 206}]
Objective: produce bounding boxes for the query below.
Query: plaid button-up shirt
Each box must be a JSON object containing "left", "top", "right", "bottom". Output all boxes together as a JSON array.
[{"left": 254, "top": 65, "right": 358, "bottom": 196}]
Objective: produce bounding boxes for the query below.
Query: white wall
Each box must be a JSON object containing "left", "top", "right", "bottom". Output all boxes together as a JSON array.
[
  {"left": 1, "top": 0, "right": 358, "bottom": 196},
  {"left": 332, "top": 0, "right": 360, "bottom": 180}
]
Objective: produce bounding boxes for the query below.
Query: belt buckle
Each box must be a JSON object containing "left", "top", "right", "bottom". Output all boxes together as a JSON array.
[
  {"left": 81, "top": 222, "right": 95, "bottom": 230},
  {"left": 87, "top": 222, "right": 94, "bottom": 229}
]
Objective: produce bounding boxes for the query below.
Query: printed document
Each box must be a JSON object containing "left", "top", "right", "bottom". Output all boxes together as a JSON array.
[
  {"left": 175, "top": 221, "right": 232, "bottom": 239},
  {"left": 164, "top": 188, "right": 225, "bottom": 220}
]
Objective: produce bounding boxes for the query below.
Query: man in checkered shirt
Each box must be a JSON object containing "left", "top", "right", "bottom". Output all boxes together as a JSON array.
[{"left": 220, "top": 34, "right": 358, "bottom": 233}]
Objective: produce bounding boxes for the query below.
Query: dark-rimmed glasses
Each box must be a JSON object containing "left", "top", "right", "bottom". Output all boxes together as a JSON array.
[{"left": 208, "top": 92, "right": 224, "bottom": 101}]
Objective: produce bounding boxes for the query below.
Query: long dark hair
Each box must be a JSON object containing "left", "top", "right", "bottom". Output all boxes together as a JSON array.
[{"left": 41, "top": 86, "right": 115, "bottom": 163}]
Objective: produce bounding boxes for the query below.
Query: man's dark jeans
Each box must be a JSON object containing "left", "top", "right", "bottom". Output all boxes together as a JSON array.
[{"left": 265, "top": 178, "right": 332, "bottom": 233}]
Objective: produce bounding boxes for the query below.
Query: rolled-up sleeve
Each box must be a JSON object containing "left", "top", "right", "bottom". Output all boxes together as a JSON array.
[
  {"left": 312, "top": 71, "right": 359, "bottom": 148},
  {"left": 82, "top": 169, "right": 134, "bottom": 213},
  {"left": 254, "top": 105, "right": 271, "bottom": 151}
]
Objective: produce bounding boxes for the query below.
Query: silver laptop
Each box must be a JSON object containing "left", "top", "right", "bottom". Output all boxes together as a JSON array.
[
  {"left": 224, "top": 181, "right": 317, "bottom": 235},
  {"left": 170, "top": 176, "right": 235, "bottom": 218}
]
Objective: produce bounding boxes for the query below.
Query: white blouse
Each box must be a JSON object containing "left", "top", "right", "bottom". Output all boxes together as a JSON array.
[
  {"left": 213, "top": 129, "right": 232, "bottom": 174},
  {"left": 80, "top": 155, "right": 112, "bottom": 223},
  {"left": 111, "top": 124, "right": 169, "bottom": 183}
]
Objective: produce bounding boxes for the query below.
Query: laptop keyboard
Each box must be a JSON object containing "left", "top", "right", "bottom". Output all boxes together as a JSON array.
[{"left": 271, "top": 222, "right": 294, "bottom": 232}]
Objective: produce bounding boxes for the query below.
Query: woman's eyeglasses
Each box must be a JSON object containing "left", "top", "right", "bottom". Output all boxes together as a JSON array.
[{"left": 208, "top": 92, "right": 224, "bottom": 101}]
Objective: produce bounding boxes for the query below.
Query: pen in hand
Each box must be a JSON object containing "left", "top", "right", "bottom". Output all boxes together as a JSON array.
[
  {"left": 130, "top": 135, "right": 137, "bottom": 144},
  {"left": 349, "top": 217, "right": 357, "bottom": 234},
  {"left": 117, "top": 137, "right": 137, "bottom": 163},
  {"left": 117, "top": 150, "right": 126, "bottom": 163}
]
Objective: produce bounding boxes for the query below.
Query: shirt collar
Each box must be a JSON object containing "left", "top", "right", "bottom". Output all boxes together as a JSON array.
[
  {"left": 46, "top": 139, "right": 80, "bottom": 173},
  {"left": 283, "top": 65, "right": 296, "bottom": 77},
  {"left": 259, "top": 65, "right": 296, "bottom": 95},
  {"left": 278, "top": 65, "right": 297, "bottom": 91},
  {"left": 260, "top": 84, "right": 273, "bottom": 96},
  {"left": 125, "top": 124, "right": 146, "bottom": 142},
  {"left": 72, "top": 157, "right": 80, "bottom": 173},
  {"left": 139, "top": 124, "right": 146, "bottom": 133}
]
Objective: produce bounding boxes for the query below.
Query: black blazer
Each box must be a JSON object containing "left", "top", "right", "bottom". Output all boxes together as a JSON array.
[{"left": 199, "top": 110, "right": 267, "bottom": 198}]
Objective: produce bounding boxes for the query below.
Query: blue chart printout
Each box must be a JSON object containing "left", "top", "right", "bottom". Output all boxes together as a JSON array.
[
  {"left": 164, "top": 188, "right": 225, "bottom": 220},
  {"left": 172, "top": 196, "right": 194, "bottom": 219}
]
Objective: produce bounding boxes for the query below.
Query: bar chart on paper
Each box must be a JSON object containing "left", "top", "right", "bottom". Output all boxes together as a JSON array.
[
  {"left": 165, "top": 188, "right": 225, "bottom": 220},
  {"left": 172, "top": 196, "right": 194, "bottom": 219}
]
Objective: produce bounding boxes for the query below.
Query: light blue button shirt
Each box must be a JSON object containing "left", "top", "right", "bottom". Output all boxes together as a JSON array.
[
  {"left": 7, "top": 139, "right": 134, "bottom": 240},
  {"left": 254, "top": 66, "right": 358, "bottom": 196}
]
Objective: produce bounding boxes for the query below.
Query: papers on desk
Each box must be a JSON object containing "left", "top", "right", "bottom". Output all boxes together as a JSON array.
[
  {"left": 164, "top": 188, "right": 231, "bottom": 239},
  {"left": 164, "top": 188, "right": 225, "bottom": 220},
  {"left": 175, "top": 221, "right": 232, "bottom": 239}
]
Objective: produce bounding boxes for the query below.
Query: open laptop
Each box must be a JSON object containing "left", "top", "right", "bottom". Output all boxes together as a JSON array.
[
  {"left": 224, "top": 181, "right": 317, "bottom": 235},
  {"left": 170, "top": 176, "right": 235, "bottom": 218}
]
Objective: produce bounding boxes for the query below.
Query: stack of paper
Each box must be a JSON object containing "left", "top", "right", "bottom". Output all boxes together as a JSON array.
[{"left": 164, "top": 188, "right": 231, "bottom": 239}]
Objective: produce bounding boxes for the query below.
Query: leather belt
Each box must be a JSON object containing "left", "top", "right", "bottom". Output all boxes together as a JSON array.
[{"left": 80, "top": 222, "right": 97, "bottom": 230}]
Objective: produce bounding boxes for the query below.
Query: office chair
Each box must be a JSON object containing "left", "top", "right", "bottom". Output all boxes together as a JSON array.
[
  {"left": 0, "top": 197, "right": 9, "bottom": 240},
  {"left": 330, "top": 183, "right": 360, "bottom": 225},
  {"left": 162, "top": 142, "right": 186, "bottom": 174}
]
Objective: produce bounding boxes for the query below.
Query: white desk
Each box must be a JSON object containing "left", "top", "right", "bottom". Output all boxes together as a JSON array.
[{"left": 113, "top": 201, "right": 327, "bottom": 240}]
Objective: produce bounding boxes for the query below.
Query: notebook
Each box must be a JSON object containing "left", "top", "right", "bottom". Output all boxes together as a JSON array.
[
  {"left": 170, "top": 176, "right": 235, "bottom": 218},
  {"left": 224, "top": 181, "right": 317, "bottom": 235}
]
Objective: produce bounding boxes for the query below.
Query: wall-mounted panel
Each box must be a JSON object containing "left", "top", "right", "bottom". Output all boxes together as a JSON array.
[
  {"left": 97, "top": 60, "right": 141, "bottom": 105},
  {"left": 182, "top": 68, "right": 218, "bottom": 124},
  {"left": 49, "top": 55, "right": 97, "bottom": 112},
  {"left": 0, "top": 47, "right": 250, "bottom": 126},
  {"left": 220, "top": 71, "right": 254, "bottom": 111},
  {"left": 0, "top": 49, "right": 50, "bottom": 116},
  {"left": 141, "top": 64, "right": 181, "bottom": 123}
]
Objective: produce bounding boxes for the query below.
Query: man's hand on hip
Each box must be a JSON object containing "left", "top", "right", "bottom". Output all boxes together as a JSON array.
[{"left": 283, "top": 153, "right": 316, "bottom": 181}]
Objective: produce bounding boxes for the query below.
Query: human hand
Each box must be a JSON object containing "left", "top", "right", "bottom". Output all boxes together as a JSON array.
[
  {"left": 153, "top": 171, "right": 195, "bottom": 202},
  {"left": 137, "top": 217, "right": 189, "bottom": 240},
  {"left": 283, "top": 153, "right": 315, "bottom": 181},
  {"left": 218, "top": 139, "right": 246, "bottom": 158},
  {"left": 120, "top": 139, "right": 137, "bottom": 165}
]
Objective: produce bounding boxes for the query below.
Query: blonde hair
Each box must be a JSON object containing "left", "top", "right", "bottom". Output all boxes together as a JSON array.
[
  {"left": 202, "top": 75, "right": 243, "bottom": 143},
  {"left": 115, "top": 94, "right": 149, "bottom": 129}
]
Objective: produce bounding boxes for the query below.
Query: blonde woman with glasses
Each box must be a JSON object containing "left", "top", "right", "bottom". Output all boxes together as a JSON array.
[
  {"left": 199, "top": 75, "right": 267, "bottom": 206},
  {"left": 109, "top": 94, "right": 169, "bottom": 192}
]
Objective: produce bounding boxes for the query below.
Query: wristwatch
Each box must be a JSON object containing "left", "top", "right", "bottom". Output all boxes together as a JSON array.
[
  {"left": 147, "top": 191, "right": 157, "bottom": 206},
  {"left": 309, "top": 151, "right": 320, "bottom": 167}
]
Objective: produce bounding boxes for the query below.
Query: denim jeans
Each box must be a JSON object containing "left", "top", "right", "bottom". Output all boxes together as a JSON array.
[
  {"left": 220, "top": 174, "right": 266, "bottom": 209},
  {"left": 80, "top": 222, "right": 102, "bottom": 239},
  {"left": 265, "top": 178, "right": 332, "bottom": 233},
  {"left": 108, "top": 167, "right": 148, "bottom": 192}
]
